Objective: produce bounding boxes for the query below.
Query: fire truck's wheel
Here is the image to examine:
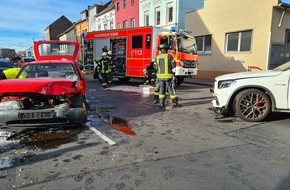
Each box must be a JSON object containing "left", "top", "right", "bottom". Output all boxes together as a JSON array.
[
  {"left": 176, "top": 76, "right": 184, "bottom": 86},
  {"left": 97, "top": 73, "right": 102, "bottom": 83},
  {"left": 118, "top": 77, "right": 131, "bottom": 82},
  {"left": 93, "top": 69, "right": 98, "bottom": 79}
]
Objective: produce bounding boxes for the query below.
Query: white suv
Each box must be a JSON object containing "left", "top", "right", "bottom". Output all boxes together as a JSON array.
[{"left": 211, "top": 62, "right": 290, "bottom": 122}]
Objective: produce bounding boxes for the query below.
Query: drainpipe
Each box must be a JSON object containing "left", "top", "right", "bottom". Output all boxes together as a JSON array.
[{"left": 278, "top": 8, "right": 286, "bottom": 28}]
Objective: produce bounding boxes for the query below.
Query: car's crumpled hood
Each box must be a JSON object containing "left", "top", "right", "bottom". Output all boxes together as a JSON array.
[
  {"left": 0, "top": 78, "right": 77, "bottom": 96},
  {"left": 215, "top": 70, "right": 283, "bottom": 81}
]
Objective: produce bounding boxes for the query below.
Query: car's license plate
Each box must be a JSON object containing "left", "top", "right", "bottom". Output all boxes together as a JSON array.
[
  {"left": 0, "top": 131, "right": 12, "bottom": 138},
  {"left": 19, "top": 111, "right": 54, "bottom": 120}
]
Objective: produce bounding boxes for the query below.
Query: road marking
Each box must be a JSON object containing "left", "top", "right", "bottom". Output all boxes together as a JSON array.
[{"left": 85, "top": 122, "right": 116, "bottom": 145}]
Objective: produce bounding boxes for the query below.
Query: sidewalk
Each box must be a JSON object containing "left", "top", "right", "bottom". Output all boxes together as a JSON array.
[{"left": 183, "top": 77, "right": 214, "bottom": 87}]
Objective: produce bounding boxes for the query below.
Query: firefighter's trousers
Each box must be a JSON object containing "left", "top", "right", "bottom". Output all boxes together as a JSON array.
[
  {"left": 100, "top": 72, "right": 112, "bottom": 88},
  {"left": 157, "top": 78, "right": 178, "bottom": 105}
]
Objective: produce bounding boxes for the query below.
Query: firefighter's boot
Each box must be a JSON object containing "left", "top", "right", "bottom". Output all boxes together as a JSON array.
[
  {"left": 160, "top": 98, "right": 165, "bottom": 108},
  {"left": 172, "top": 98, "right": 181, "bottom": 108},
  {"left": 153, "top": 95, "right": 159, "bottom": 104}
]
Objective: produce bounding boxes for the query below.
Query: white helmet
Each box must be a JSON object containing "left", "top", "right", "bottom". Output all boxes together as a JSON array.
[
  {"left": 107, "top": 51, "right": 112, "bottom": 55},
  {"left": 102, "top": 52, "right": 107, "bottom": 56}
]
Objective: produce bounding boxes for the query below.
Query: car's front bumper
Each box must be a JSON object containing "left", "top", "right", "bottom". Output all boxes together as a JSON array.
[
  {"left": 210, "top": 88, "right": 230, "bottom": 115},
  {"left": 0, "top": 103, "right": 85, "bottom": 128}
]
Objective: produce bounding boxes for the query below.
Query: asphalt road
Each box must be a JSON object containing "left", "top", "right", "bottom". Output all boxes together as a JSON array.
[{"left": 1, "top": 75, "right": 290, "bottom": 190}]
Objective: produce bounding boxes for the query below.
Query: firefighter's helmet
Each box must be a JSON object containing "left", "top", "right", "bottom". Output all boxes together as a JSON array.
[
  {"left": 107, "top": 51, "right": 112, "bottom": 56},
  {"left": 159, "top": 44, "right": 170, "bottom": 50},
  {"left": 102, "top": 52, "right": 107, "bottom": 56}
]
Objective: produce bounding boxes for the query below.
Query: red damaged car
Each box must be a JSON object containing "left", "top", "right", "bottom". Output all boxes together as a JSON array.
[{"left": 0, "top": 40, "right": 88, "bottom": 128}]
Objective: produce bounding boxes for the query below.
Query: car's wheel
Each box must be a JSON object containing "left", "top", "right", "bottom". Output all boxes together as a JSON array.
[
  {"left": 71, "top": 94, "right": 88, "bottom": 123},
  {"left": 82, "top": 100, "right": 89, "bottom": 123},
  {"left": 176, "top": 76, "right": 184, "bottom": 86},
  {"left": 235, "top": 89, "right": 271, "bottom": 122}
]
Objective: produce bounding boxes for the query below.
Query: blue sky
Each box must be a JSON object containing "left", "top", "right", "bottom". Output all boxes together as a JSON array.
[
  {"left": 0, "top": 0, "right": 108, "bottom": 52},
  {"left": 1, "top": 0, "right": 290, "bottom": 53}
]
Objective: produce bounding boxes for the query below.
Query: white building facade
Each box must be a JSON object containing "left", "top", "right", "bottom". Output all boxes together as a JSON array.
[
  {"left": 139, "top": 0, "right": 203, "bottom": 30},
  {"left": 94, "top": 3, "right": 116, "bottom": 31}
]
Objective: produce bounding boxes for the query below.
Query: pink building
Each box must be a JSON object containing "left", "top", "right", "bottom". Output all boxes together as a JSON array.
[{"left": 114, "top": 0, "right": 139, "bottom": 28}]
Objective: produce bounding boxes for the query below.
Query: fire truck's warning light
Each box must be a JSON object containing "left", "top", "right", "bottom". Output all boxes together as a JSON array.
[{"left": 170, "top": 26, "right": 176, "bottom": 32}]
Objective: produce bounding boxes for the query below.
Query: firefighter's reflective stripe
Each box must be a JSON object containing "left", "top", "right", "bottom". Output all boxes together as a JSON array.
[
  {"left": 3, "top": 68, "right": 21, "bottom": 79},
  {"left": 155, "top": 53, "right": 174, "bottom": 79}
]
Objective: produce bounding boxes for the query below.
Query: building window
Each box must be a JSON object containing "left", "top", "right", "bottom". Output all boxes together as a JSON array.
[
  {"left": 131, "top": 0, "right": 134, "bottom": 6},
  {"left": 285, "top": 29, "right": 290, "bottom": 44},
  {"left": 123, "top": 20, "right": 127, "bottom": 28},
  {"left": 130, "top": 18, "right": 135, "bottom": 28},
  {"left": 155, "top": 8, "right": 160, "bottom": 25},
  {"left": 117, "top": 3, "right": 120, "bottom": 11},
  {"left": 104, "top": 24, "right": 107, "bottom": 30},
  {"left": 226, "top": 30, "right": 252, "bottom": 52},
  {"left": 146, "top": 34, "right": 151, "bottom": 49},
  {"left": 132, "top": 36, "right": 143, "bottom": 48},
  {"left": 123, "top": 0, "right": 126, "bottom": 9},
  {"left": 110, "top": 22, "right": 114, "bottom": 29},
  {"left": 144, "top": 11, "right": 149, "bottom": 26},
  {"left": 117, "top": 23, "right": 121, "bottom": 29},
  {"left": 196, "top": 35, "right": 212, "bottom": 54},
  {"left": 167, "top": 4, "right": 173, "bottom": 23}
]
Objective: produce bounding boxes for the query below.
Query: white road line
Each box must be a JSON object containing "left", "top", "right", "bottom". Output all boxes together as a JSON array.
[{"left": 85, "top": 122, "right": 116, "bottom": 145}]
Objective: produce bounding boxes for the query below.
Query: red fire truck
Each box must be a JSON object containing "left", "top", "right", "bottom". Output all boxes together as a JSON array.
[{"left": 83, "top": 26, "right": 198, "bottom": 85}]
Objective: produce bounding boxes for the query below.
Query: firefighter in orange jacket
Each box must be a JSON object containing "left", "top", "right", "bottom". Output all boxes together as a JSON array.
[
  {"left": 154, "top": 44, "right": 180, "bottom": 108},
  {"left": 97, "top": 52, "right": 113, "bottom": 88}
]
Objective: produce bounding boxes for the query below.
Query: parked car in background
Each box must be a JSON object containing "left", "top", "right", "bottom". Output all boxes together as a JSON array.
[
  {"left": 0, "top": 40, "right": 88, "bottom": 128},
  {"left": 20, "top": 57, "right": 35, "bottom": 68},
  {"left": 0, "top": 58, "right": 14, "bottom": 72},
  {"left": 211, "top": 61, "right": 290, "bottom": 122}
]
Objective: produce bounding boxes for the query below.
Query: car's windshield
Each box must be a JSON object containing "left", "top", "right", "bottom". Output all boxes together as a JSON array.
[
  {"left": 17, "top": 63, "right": 78, "bottom": 81},
  {"left": 38, "top": 43, "right": 76, "bottom": 56},
  {"left": 273, "top": 61, "right": 290, "bottom": 71},
  {"left": 177, "top": 34, "right": 197, "bottom": 55}
]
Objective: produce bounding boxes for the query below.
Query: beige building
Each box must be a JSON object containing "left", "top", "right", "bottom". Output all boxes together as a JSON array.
[
  {"left": 185, "top": 0, "right": 290, "bottom": 79},
  {"left": 75, "top": 10, "right": 89, "bottom": 62}
]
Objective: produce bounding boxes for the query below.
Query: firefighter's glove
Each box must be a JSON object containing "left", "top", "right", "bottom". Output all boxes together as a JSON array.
[{"left": 172, "top": 77, "right": 177, "bottom": 88}]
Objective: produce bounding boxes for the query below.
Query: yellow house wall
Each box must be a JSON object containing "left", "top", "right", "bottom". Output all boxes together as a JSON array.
[
  {"left": 185, "top": 0, "right": 278, "bottom": 79},
  {"left": 75, "top": 20, "right": 88, "bottom": 62}
]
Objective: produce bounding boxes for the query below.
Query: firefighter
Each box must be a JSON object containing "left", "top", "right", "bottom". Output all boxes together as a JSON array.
[
  {"left": 97, "top": 52, "right": 113, "bottom": 88},
  {"left": 102, "top": 45, "right": 109, "bottom": 53},
  {"left": 154, "top": 44, "right": 180, "bottom": 108},
  {"left": 0, "top": 67, "right": 22, "bottom": 79},
  {"left": 143, "top": 62, "right": 156, "bottom": 87}
]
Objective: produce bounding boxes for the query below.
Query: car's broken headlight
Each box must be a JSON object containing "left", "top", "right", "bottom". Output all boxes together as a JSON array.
[
  {"left": 218, "top": 80, "right": 236, "bottom": 89},
  {"left": 0, "top": 101, "right": 21, "bottom": 110}
]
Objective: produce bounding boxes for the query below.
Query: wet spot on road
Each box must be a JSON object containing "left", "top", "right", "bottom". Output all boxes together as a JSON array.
[
  {"left": 16, "top": 127, "right": 85, "bottom": 150},
  {"left": 88, "top": 106, "right": 136, "bottom": 136},
  {"left": 72, "top": 155, "right": 83, "bottom": 160},
  {"left": 100, "top": 150, "right": 109, "bottom": 155}
]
